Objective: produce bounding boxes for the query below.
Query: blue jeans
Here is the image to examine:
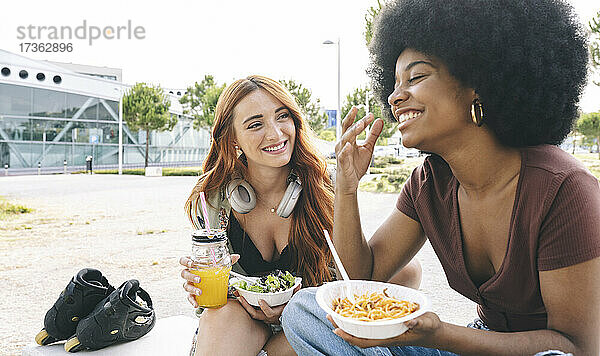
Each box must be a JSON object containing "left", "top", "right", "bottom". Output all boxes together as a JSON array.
[
  {"left": 281, "top": 287, "right": 458, "bottom": 356},
  {"left": 281, "top": 288, "right": 573, "bottom": 356}
]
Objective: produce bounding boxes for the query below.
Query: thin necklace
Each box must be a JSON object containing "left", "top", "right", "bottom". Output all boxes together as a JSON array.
[{"left": 256, "top": 194, "right": 279, "bottom": 214}]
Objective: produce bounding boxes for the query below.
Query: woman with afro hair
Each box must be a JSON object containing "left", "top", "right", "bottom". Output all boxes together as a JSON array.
[{"left": 281, "top": 0, "right": 600, "bottom": 355}]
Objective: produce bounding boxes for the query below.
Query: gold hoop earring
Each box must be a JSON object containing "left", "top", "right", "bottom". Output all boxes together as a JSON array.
[{"left": 471, "top": 99, "right": 484, "bottom": 127}]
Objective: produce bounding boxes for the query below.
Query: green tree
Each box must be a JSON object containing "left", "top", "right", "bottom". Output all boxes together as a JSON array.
[
  {"left": 590, "top": 11, "right": 600, "bottom": 86},
  {"left": 364, "top": 0, "right": 384, "bottom": 46},
  {"left": 567, "top": 129, "right": 580, "bottom": 154},
  {"left": 577, "top": 112, "right": 600, "bottom": 159},
  {"left": 123, "top": 83, "right": 175, "bottom": 168},
  {"left": 180, "top": 75, "right": 227, "bottom": 129},
  {"left": 363, "top": 1, "right": 398, "bottom": 142},
  {"left": 341, "top": 87, "right": 396, "bottom": 141},
  {"left": 279, "top": 79, "right": 328, "bottom": 133}
]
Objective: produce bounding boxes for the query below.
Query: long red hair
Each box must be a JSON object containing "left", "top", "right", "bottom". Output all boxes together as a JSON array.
[{"left": 185, "top": 75, "right": 334, "bottom": 287}]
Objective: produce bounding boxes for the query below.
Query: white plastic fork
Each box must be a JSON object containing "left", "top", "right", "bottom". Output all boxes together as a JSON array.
[
  {"left": 229, "top": 271, "right": 256, "bottom": 285},
  {"left": 323, "top": 230, "right": 355, "bottom": 303}
]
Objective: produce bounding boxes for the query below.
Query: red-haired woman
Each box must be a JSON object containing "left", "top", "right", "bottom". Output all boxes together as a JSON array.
[{"left": 179, "top": 75, "right": 421, "bottom": 356}]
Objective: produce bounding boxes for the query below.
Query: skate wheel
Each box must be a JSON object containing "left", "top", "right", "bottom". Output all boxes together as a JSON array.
[
  {"left": 35, "top": 329, "right": 57, "bottom": 346},
  {"left": 64, "top": 336, "right": 84, "bottom": 352}
]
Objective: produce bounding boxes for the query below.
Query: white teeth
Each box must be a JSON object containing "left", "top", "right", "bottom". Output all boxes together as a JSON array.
[
  {"left": 398, "top": 111, "right": 422, "bottom": 123},
  {"left": 263, "top": 142, "right": 285, "bottom": 152}
]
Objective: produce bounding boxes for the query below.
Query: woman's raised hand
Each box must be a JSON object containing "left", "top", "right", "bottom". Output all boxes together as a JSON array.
[
  {"left": 335, "top": 107, "right": 384, "bottom": 195},
  {"left": 179, "top": 254, "right": 241, "bottom": 308}
]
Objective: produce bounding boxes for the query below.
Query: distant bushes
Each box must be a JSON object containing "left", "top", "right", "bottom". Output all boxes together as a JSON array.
[
  {"left": 359, "top": 168, "right": 411, "bottom": 193},
  {"left": 77, "top": 167, "right": 203, "bottom": 176},
  {"left": 373, "top": 156, "right": 404, "bottom": 168},
  {"left": 162, "top": 167, "right": 203, "bottom": 176},
  {"left": 90, "top": 169, "right": 144, "bottom": 175}
]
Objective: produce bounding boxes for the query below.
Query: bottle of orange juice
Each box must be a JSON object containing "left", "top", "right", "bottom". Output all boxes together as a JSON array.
[{"left": 190, "top": 229, "right": 231, "bottom": 308}]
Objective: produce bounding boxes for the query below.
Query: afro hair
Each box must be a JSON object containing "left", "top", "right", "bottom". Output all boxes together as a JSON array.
[{"left": 368, "top": 0, "right": 589, "bottom": 147}]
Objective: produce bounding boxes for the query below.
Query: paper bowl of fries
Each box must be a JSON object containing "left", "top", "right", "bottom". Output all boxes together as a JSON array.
[{"left": 315, "top": 280, "right": 430, "bottom": 339}]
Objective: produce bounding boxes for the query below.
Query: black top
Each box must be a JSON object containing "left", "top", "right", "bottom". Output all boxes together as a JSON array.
[{"left": 227, "top": 212, "right": 294, "bottom": 276}]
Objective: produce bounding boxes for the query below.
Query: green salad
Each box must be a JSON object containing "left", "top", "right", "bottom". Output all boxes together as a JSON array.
[{"left": 235, "top": 270, "right": 296, "bottom": 293}]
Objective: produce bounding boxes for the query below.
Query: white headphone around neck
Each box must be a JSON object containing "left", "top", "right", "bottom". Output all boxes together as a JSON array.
[{"left": 225, "top": 172, "right": 302, "bottom": 218}]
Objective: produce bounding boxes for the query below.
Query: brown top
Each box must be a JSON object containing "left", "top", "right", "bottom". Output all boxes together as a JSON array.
[{"left": 396, "top": 145, "right": 600, "bottom": 332}]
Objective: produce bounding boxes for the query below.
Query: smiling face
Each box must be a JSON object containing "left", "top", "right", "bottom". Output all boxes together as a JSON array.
[
  {"left": 388, "top": 49, "right": 476, "bottom": 152},
  {"left": 232, "top": 88, "right": 296, "bottom": 169}
]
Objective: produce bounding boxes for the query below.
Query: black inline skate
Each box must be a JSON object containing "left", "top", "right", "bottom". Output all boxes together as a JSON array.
[
  {"left": 64, "top": 279, "right": 156, "bottom": 352},
  {"left": 35, "top": 268, "right": 115, "bottom": 346}
]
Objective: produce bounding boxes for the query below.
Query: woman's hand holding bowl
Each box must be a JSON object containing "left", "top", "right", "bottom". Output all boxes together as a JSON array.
[
  {"left": 235, "top": 284, "right": 301, "bottom": 325},
  {"left": 327, "top": 311, "right": 445, "bottom": 349}
]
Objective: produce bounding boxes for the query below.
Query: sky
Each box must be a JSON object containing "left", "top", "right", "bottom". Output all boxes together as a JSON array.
[{"left": 0, "top": 0, "right": 599, "bottom": 113}]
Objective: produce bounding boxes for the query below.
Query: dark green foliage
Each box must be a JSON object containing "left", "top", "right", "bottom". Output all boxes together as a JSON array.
[
  {"left": 123, "top": 83, "right": 175, "bottom": 167},
  {"left": 577, "top": 112, "right": 600, "bottom": 159},
  {"left": 279, "top": 79, "right": 328, "bottom": 133},
  {"left": 590, "top": 11, "right": 600, "bottom": 85},
  {"left": 179, "top": 75, "right": 226, "bottom": 130},
  {"left": 341, "top": 87, "right": 396, "bottom": 140}
]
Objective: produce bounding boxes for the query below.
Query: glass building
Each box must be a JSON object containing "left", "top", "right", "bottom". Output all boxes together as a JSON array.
[{"left": 0, "top": 49, "right": 210, "bottom": 172}]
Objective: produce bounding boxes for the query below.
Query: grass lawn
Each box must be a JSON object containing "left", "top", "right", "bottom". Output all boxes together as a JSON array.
[
  {"left": 574, "top": 153, "right": 600, "bottom": 179},
  {"left": 359, "top": 156, "right": 424, "bottom": 193},
  {"left": 0, "top": 196, "right": 32, "bottom": 220}
]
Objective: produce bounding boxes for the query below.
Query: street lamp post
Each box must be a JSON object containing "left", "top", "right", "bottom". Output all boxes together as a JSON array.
[
  {"left": 323, "top": 38, "right": 341, "bottom": 142},
  {"left": 118, "top": 92, "right": 123, "bottom": 175},
  {"left": 114, "top": 86, "right": 124, "bottom": 175}
]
